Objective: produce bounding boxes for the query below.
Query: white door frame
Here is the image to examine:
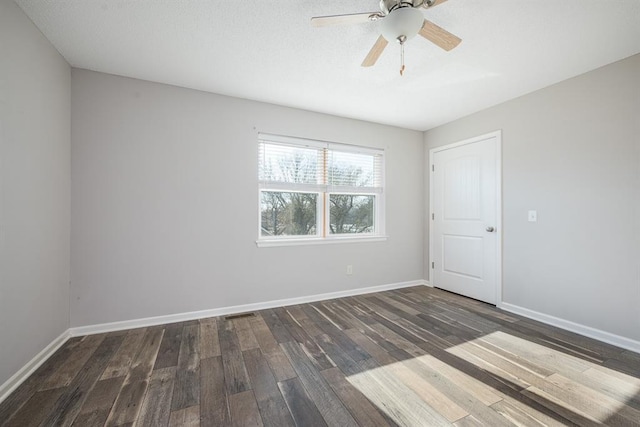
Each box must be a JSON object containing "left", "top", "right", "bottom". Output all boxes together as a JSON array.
[{"left": 428, "top": 130, "right": 503, "bottom": 307}]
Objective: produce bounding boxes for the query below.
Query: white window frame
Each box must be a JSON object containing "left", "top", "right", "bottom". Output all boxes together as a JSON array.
[{"left": 257, "top": 133, "right": 387, "bottom": 247}]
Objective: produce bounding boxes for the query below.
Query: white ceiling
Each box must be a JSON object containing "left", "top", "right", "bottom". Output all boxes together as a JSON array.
[{"left": 15, "top": 0, "right": 640, "bottom": 131}]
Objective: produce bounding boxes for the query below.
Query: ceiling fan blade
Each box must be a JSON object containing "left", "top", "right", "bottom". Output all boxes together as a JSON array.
[
  {"left": 311, "top": 12, "right": 380, "bottom": 27},
  {"left": 418, "top": 19, "right": 461, "bottom": 51},
  {"left": 361, "top": 36, "right": 389, "bottom": 67}
]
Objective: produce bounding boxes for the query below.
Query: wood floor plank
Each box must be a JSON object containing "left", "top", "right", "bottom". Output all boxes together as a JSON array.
[
  {"left": 321, "top": 367, "right": 391, "bottom": 427},
  {"left": 242, "top": 348, "right": 295, "bottom": 427},
  {"left": 249, "top": 313, "right": 286, "bottom": 354},
  {"left": 454, "top": 414, "right": 487, "bottom": 427},
  {"left": 517, "top": 317, "right": 621, "bottom": 361},
  {"left": 593, "top": 360, "right": 640, "bottom": 386},
  {"left": 481, "top": 331, "right": 592, "bottom": 375},
  {"left": 101, "top": 328, "right": 147, "bottom": 379},
  {"left": 312, "top": 301, "right": 354, "bottom": 330},
  {"left": 154, "top": 323, "right": 184, "bottom": 370},
  {"left": 603, "top": 355, "right": 640, "bottom": 377},
  {"left": 218, "top": 318, "right": 251, "bottom": 395},
  {"left": 229, "top": 390, "right": 264, "bottom": 427},
  {"left": 391, "top": 351, "right": 511, "bottom": 426},
  {"left": 171, "top": 323, "right": 200, "bottom": 411},
  {"left": 428, "top": 311, "right": 487, "bottom": 337},
  {"left": 263, "top": 350, "right": 298, "bottom": 383},
  {"left": 261, "top": 309, "right": 295, "bottom": 344},
  {"left": 355, "top": 296, "right": 401, "bottom": 320},
  {"left": 284, "top": 305, "right": 309, "bottom": 321},
  {"left": 350, "top": 322, "right": 403, "bottom": 354},
  {"left": 389, "top": 359, "right": 469, "bottom": 422},
  {"left": 249, "top": 314, "right": 297, "bottom": 381},
  {"left": 0, "top": 337, "right": 80, "bottom": 422},
  {"left": 347, "top": 357, "right": 452, "bottom": 427},
  {"left": 126, "top": 327, "right": 165, "bottom": 381},
  {"left": 615, "top": 349, "right": 640, "bottom": 367},
  {"left": 387, "top": 292, "right": 445, "bottom": 316},
  {"left": 343, "top": 328, "right": 397, "bottom": 366},
  {"left": 334, "top": 297, "right": 378, "bottom": 326},
  {"left": 71, "top": 376, "right": 125, "bottom": 427},
  {"left": 490, "top": 399, "right": 568, "bottom": 427},
  {"left": 544, "top": 373, "right": 640, "bottom": 425},
  {"left": 320, "top": 301, "right": 367, "bottom": 330},
  {"left": 280, "top": 341, "right": 358, "bottom": 426},
  {"left": 393, "top": 316, "right": 459, "bottom": 349},
  {"left": 426, "top": 288, "right": 519, "bottom": 323},
  {"left": 105, "top": 327, "right": 164, "bottom": 426},
  {"left": 446, "top": 339, "right": 539, "bottom": 389},
  {"left": 104, "top": 379, "right": 149, "bottom": 426},
  {"left": 169, "top": 405, "right": 200, "bottom": 427},
  {"left": 522, "top": 386, "right": 602, "bottom": 426},
  {"left": 3, "top": 387, "right": 66, "bottom": 427},
  {"left": 575, "top": 366, "right": 640, "bottom": 410},
  {"left": 302, "top": 304, "right": 370, "bottom": 362},
  {"left": 472, "top": 334, "right": 556, "bottom": 378},
  {"left": 235, "top": 317, "right": 260, "bottom": 351},
  {"left": 278, "top": 377, "right": 327, "bottom": 427},
  {"left": 427, "top": 299, "right": 501, "bottom": 334},
  {"left": 404, "top": 310, "right": 466, "bottom": 341},
  {"left": 376, "top": 294, "right": 422, "bottom": 317},
  {"left": 200, "top": 355, "right": 230, "bottom": 425},
  {"left": 39, "top": 334, "right": 106, "bottom": 390},
  {"left": 275, "top": 306, "right": 335, "bottom": 370},
  {"left": 313, "top": 333, "right": 362, "bottom": 376},
  {"left": 368, "top": 320, "right": 426, "bottom": 356},
  {"left": 42, "top": 334, "right": 124, "bottom": 426},
  {"left": 137, "top": 367, "right": 176, "bottom": 427},
  {"left": 199, "top": 317, "right": 221, "bottom": 359}
]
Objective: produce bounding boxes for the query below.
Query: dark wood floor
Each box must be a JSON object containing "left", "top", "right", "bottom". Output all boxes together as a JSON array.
[{"left": 1, "top": 286, "right": 639, "bottom": 426}]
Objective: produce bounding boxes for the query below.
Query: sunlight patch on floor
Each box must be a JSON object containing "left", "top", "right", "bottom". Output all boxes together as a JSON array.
[
  {"left": 445, "top": 331, "right": 640, "bottom": 424},
  {"left": 346, "top": 331, "right": 640, "bottom": 426}
]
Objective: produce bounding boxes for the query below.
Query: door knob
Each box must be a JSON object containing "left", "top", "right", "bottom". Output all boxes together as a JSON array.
[{"left": 486, "top": 226, "right": 495, "bottom": 232}]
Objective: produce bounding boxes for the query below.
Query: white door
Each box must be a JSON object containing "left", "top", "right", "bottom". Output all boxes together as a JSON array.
[{"left": 430, "top": 132, "right": 501, "bottom": 304}]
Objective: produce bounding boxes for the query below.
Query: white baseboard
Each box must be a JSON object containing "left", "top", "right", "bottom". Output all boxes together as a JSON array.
[
  {"left": 0, "top": 330, "right": 71, "bottom": 404},
  {"left": 69, "top": 279, "right": 429, "bottom": 337},
  {"left": 500, "top": 302, "right": 640, "bottom": 354}
]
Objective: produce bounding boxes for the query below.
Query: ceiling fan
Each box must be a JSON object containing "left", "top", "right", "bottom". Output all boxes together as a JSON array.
[{"left": 311, "top": 0, "right": 461, "bottom": 74}]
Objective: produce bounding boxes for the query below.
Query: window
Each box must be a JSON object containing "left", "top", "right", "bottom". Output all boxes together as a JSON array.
[{"left": 258, "top": 133, "right": 385, "bottom": 245}]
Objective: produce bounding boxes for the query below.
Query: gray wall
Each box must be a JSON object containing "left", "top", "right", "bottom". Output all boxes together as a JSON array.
[
  {"left": 0, "top": 1, "right": 71, "bottom": 386},
  {"left": 425, "top": 54, "right": 640, "bottom": 341},
  {"left": 70, "top": 69, "right": 424, "bottom": 327}
]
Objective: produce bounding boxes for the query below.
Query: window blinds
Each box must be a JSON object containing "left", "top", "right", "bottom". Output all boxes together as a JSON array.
[{"left": 258, "top": 133, "right": 383, "bottom": 194}]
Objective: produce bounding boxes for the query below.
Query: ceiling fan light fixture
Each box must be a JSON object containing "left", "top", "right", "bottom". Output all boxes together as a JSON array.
[{"left": 380, "top": 7, "right": 424, "bottom": 42}]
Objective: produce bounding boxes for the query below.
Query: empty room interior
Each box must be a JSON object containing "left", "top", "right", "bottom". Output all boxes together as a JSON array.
[{"left": 1, "top": 0, "right": 639, "bottom": 425}]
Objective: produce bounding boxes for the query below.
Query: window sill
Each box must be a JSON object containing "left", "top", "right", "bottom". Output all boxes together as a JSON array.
[{"left": 256, "top": 235, "right": 388, "bottom": 248}]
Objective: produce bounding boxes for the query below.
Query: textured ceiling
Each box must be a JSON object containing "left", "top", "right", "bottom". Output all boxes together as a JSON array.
[{"left": 14, "top": 0, "right": 640, "bottom": 131}]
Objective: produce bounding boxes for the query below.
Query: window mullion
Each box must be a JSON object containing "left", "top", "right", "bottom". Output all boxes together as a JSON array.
[{"left": 321, "top": 147, "right": 328, "bottom": 237}]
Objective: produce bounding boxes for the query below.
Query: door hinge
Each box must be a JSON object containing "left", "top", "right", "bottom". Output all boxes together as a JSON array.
[
  {"left": 431, "top": 262, "right": 434, "bottom": 269},
  {"left": 431, "top": 213, "right": 434, "bottom": 220},
  {"left": 432, "top": 164, "right": 434, "bottom": 172}
]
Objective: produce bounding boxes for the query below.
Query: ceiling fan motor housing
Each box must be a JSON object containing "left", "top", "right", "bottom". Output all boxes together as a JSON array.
[{"left": 380, "top": 0, "right": 429, "bottom": 14}]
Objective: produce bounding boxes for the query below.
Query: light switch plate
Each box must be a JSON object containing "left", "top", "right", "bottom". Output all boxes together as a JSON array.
[{"left": 528, "top": 210, "right": 537, "bottom": 222}]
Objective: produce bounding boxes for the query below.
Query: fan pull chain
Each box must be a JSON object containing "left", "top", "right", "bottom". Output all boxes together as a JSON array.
[
  {"left": 400, "top": 42, "right": 405, "bottom": 76},
  {"left": 399, "top": 38, "right": 406, "bottom": 76}
]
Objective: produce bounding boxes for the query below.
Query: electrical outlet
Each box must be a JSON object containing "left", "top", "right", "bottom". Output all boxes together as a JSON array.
[
  {"left": 528, "top": 210, "right": 537, "bottom": 222},
  {"left": 346, "top": 265, "right": 353, "bottom": 275}
]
